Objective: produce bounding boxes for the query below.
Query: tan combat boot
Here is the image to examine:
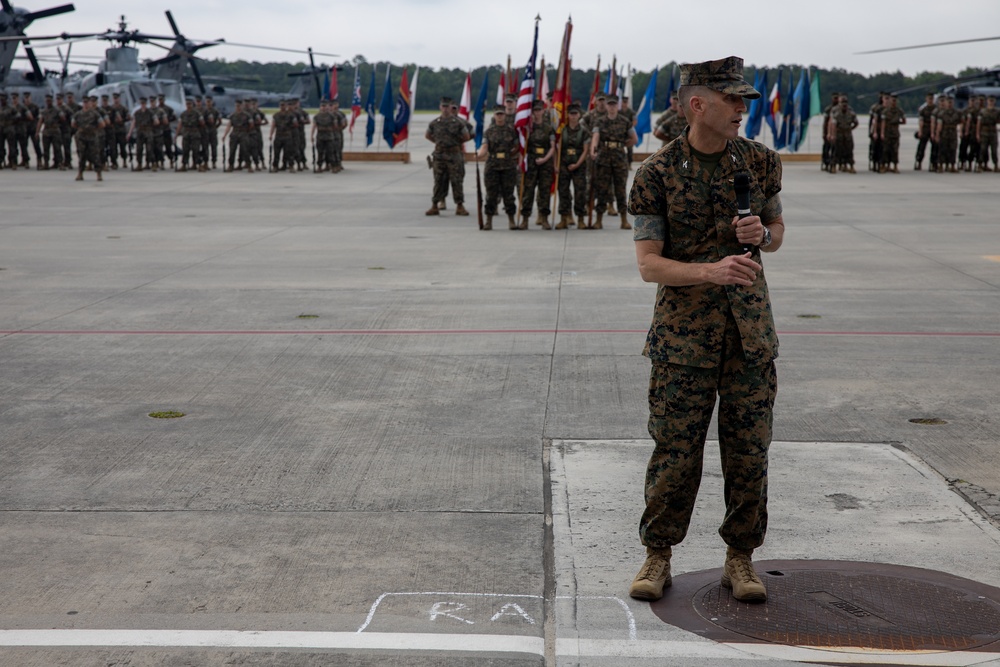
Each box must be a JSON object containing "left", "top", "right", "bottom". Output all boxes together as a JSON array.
[
  {"left": 455, "top": 203, "right": 470, "bottom": 216},
  {"left": 554, "top": 214, "right": 570, "bottom": 230},
  {"left": 535, "top": 212, "right": 544, "bottom": 226},
  {"left": 75, "top": 169, "right": 83, "bottom": 181},
  {"left": 607, "top": 204, "right": 618, "bottom": 216},
  {"left": 519, "top": 216, "right": 529, "bottom": 230},
  {"left": 96, "top": 170, "right": 103, "bottom": 182},
  {"left": 593, "top": 212, "right": 603, "bottom": 230},
  {"left": 539, "top": 215, "right": 551, "bottom": 230},
  {"left": 508, "top": 214, "right": 517, "bottom": 230},
  {"left": 721, "top": 547, "right": 767, "bottom": 602},
  {"left": 483, "top": 215, "right": 492, "bottom": 230},
  {"left": 620, "top": 212, "right": 632, "bottom": 230},
  {"left": 629, "top": 547, "right": 671, "bottom": 601},
  {"left": 577, "top": 216, "right": 587, "bottom": 229},
  {"left": 425, "top": 203, "right": 440, "bottom": 216}
]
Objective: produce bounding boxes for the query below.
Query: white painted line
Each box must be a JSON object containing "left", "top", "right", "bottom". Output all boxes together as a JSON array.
[
  {"left": 0, "top": 630, "right": 998, "bottom": 664},
  {"left": 0, "top": 630, "right": 545, "bottom": 655}
]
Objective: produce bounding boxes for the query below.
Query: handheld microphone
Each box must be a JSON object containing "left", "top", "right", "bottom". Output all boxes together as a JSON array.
[{"left": 734, "top": 172, "right": 752, "bottom": 253}]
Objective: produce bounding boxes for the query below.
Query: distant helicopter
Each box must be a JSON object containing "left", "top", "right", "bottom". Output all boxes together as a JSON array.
[
  {"left": 2, "top": 7, "right": 339, "bottom": 114},
  {"left": 857, "top": 35, "right": 1000, "bottom": 108},
  {"left": 0, "top": 0, "right": 76, "bottom": 96}
]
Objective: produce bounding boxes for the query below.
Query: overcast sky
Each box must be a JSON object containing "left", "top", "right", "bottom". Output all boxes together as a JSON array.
[{"left": 21, "top": 0, "right": 1000, "bottom": 78}]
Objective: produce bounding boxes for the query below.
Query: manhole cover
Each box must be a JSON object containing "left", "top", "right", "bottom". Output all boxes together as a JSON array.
[{"left": 656, "top": 560, "right": 1000, "bottom": 653}]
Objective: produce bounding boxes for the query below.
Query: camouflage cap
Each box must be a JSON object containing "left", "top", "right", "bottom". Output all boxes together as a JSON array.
[
  {"left": 531, "top": 99, "right": 545, "bottom": 111},
  {"left": 493, "top": 104, "right": 505, "bottom": 113},
  {"left": 605, "top": 94, "right": 619, "bottom": 104},
  {"left": 504, "top": 93, "right": 516, "bottom": 102},
  {"left": 567, "top": 103, "right": 581, "bottom": 114},
  {"left": 679, "top": 56, "right": 761, "bottom": 99}
]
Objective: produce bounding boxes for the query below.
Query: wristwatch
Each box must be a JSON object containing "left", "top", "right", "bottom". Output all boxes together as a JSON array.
[{"left": 760, "top": 225, "right": 772, "bottom": 248}]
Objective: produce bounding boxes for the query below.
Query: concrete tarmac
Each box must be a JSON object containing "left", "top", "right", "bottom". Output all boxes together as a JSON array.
[{"left": 1, "top": 117, "right": 999, "bottom": 666}]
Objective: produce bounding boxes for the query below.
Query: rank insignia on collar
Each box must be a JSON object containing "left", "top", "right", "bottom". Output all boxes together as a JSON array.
[{"left": 682, "top": 160, "right": 688, "bottom": 169}]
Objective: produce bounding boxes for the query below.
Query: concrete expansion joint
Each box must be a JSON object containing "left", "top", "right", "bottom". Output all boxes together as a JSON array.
[{"left": 949, "top": 478, "right": 1000, "bottom": 529}]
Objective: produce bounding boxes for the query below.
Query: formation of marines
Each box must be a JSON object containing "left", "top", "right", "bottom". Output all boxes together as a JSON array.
[
  {"left": 436, "top": 90, "right": 639, "bottom": 231},
  {"left": 821, "top": 90, "right": 1000, "bottom": 174},
  {"left": 2, "top": 92, "right": 350, "bottom": 178}
]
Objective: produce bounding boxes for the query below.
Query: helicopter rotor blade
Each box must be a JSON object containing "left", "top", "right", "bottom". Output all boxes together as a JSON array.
[
  {"left": 164, "top": 9, "right": 181, "bottom": 37},
  {"left": 856, "top": 35, "right": 1000, "bottom": 55},
  {"left": 188, "top": 55, "right": 206, "bottom": 95},
  {"left": 199, "top": 40, "right": 338, "bottom": 58},
  {"left": 23, "top": 41, "right": 45, "bottom": 81},
  {"left": 0, "top": 0, "right": 14, "bottom": 13},
  {"left": 22, "top": 3, "right": 75, "bottom": 22}
]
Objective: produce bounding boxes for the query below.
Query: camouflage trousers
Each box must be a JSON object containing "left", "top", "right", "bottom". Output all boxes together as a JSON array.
[
  {"left": 76, "top": 134, "right": 101, "bottom": 171},
  {"left": 205, "top": 130, "right": 218, "bottom": 164},
  {"left": 980, "top": 133, "right": 998, "bottom": 165},
  {"left": 3, "top": 127, "right": 20, "bottom": 165},
  {"left": 640, "top": 314, "right": 776, "bottom": 552},
  {"left": 521, "top": 163, "right": 554, "bottom": 216},
  {"left": 834, "top": 131, "right": 854, "bottom": 165},
  {"left": 135, "top": 131, "right": 157, "bottom": 167},
  {"left": 432, "top": 151, "right": 465, "bottom": 205},
  {"left": 114, "top": 130, "right": 128, "bottom": 165},
  {"left": 594, "top": 151, "right": 628, "bottom": 214},
  {"left": 181, "top": 133, "right": 203, "bottom": 167},
  {"left": 228, "top": 133, "right": 251, "bottom": 168},
  {"left": 881, "top": 133, "right": 900, "bottom": 165},
  {"left": 41, "top": 132, "right": 64, "bottom": 166},
  {"left": 315, "top": 134, "right": 335, "bottom": 168},
  {"left": 939, "top": 131, "right": 958, "bottom": 165},
  {"left": 915, "top": 132, "right": 933, "bottom": 166},
  {"left": 484, "top": 164, "right": 517, "bottom": 215},
  {"left": 273, "top": 134, "right": 295, "bottom": 169},
  {"left": 557, "top": 163, "right": 588, "bottom": 217}
]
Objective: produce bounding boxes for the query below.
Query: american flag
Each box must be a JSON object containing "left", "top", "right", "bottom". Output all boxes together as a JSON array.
[
  {"left": 514, "top": 21, "right": 539, "bottom": 172},
  {"left": 349, "top": 65, "right": 362, "bottom": 134}
]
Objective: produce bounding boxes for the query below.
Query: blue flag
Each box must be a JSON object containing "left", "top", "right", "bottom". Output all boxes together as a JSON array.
[
  {"left": 380, "top": 64, "right": 396, "bottom": 148},
  {"left": 321, "top": 69, "right": 330, "bottom": 102},
  {"left": 745, "top": 69, "right": 763, "bottom": 139},
  {"left": 634, "top": 67, "right": 659, "bottom": 146},
  {"left": 777, "top": 71, "right": 795, "bottom": 151},
  {"left": 473, "top": 71, "right": 490, "bottom": 150},
  {"left": 795, "top": 68, "right": 812, "bottom": 150},
  {"left": 365, "top": 66, "right": 376, "bottom": 147}
]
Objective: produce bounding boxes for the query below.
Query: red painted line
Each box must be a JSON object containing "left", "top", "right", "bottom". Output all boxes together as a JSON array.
[{"left": 1, "top": 329, "right": 999, "bottom": 337}]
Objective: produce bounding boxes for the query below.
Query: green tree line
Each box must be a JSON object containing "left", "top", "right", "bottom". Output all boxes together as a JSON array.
[{"left": 198, "top": 56, "right": 998, "bottom": 114}]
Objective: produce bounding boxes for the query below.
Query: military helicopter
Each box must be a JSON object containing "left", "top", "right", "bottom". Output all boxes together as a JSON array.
[
  {"left": 0, "top": 0, "right": 76, "bottom": 96},
  {"left": 3, "top": 8, "right": 338, "bottom": 114},
  {"left": 857, "top": 35, "right": 1000, "bottom": 108}
]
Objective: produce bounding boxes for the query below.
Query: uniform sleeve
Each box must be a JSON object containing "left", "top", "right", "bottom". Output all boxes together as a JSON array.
[
  {"left": 759, "top": 149, "right": 783, "bottom": 224},
  {"left": 628, "top": 159, "right": 668, "bottom": 242}
]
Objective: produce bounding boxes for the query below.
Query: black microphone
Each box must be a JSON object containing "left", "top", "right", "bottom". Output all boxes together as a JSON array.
[{"left": 734, "top": 172, "right": 752, "bottom": 254}]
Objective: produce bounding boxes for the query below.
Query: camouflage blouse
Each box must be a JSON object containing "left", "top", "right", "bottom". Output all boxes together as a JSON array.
[
  {"left": 483, "top": 124, "right": 519, "bottom": 170},
  {"left": 628, "top": 130, "right": 782, "bottom": 369}
]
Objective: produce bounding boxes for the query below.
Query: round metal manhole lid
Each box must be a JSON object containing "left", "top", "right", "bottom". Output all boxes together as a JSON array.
[{"left": 656, "top": 560, "right": 1000, "bottom": 653}]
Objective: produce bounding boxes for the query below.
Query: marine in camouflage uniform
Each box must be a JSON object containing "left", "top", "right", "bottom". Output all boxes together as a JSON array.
[
  {"left": 425, "top": 96, "right": 470, "bottom": 216},
  {"left": 72, "top": 96, "right": 107, "bottom": 181},
  {"left": 820, "top": 92, "right": 839, "bottom": 171},
  {"left": 329, "top": 100, "right": 347, "bottom": 172},
  {"left": 960, "top": 96, "right": 980, "bottom": 172},
  {"left": 269, "top": 100, "right": 299, "bottom": 172},
  {"left": 293, "top": 99, "right": 310, "bottom": 170},
  {"left": 521, "top": 99, "right": 556, "bottom": 229},
  {"left": 23, "top": 92, "right": 42, "bottom": 167},
  {"left": 36, "top": 94, "right": 65, "bottom": 170},
  {"left": 934, "top": 96, "right": 962, "bottom": 172},
  {"left": 590, "top": 94, "right": 636, "bottom": 229},
  {"left": 9, "top": 92, "right": 32, "bottom": 167},
  {"left": 0, "top": 93, "right": 19, "bottom": 169},
  {"left": 127, "top": 97, "right": 159, "bottom": 171},
  {"left": 222, "top": 99, "right": 253, "bottom": 172},
  {"left": 556, "top": 104, "right": 591, "bottom": 228},
  {"left": 203, "top": 96, "right": 222, "bottom": 168},
  {"left": 312, "top": 100, "right": 336, "bottom": 172},
  {"left": 250, "top": 99, "right": 268, "bottom": 169},
  {"left": 977, "top": 95, "right": 999, "bottom": 171},
  {"left": 878, "top": 94, "right": 905, "bottom": 172},
  {"left": 914, "top": 92, "right": 936, "bottom": 171},
  {"left": 62, "top": 92, "right": 81, "bottom": 168},
  {"left": 178, "top": 99, "right": 205, "bottom": 171},
  {"left": 827, "top": 95, "right": 858, "bottom": 173},
  {"left": 628, "top": 56, "right": 784, "bottom": 605},
  {"left": 477, "top": 105, "right": 520, "bottom": 230},
  {"left": 98, "top": 95, "right": 113, "bottom": 168},
  {"left": 867, "top": 92, "right": 886, "bottom": 172},
  {"left": 110, "top": 93, "right": 131, "bottom": 169},
  {"left": 653, "top": 92, "right": 686, "bottom": 146}
]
